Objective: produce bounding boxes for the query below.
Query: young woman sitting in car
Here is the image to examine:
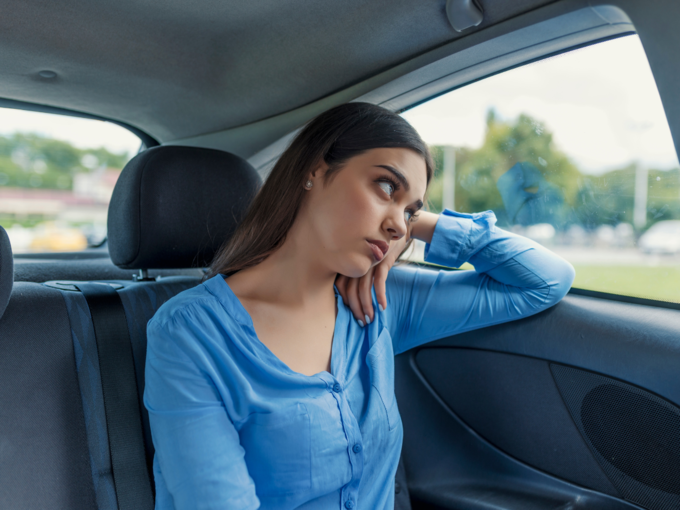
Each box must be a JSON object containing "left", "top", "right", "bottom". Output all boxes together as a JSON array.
[{"left": 144, "top": 102, "right": 575, "bottom": 510}]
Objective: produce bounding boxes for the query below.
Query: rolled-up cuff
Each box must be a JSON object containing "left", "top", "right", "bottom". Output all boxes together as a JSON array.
[{"left": 424, "top": 209, "right": 497, "bottom": 268}]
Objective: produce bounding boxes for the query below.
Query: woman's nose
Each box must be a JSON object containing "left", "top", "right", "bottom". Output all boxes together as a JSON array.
[{"left": 386, "top": 210, "right": 407, "bottom": 240}]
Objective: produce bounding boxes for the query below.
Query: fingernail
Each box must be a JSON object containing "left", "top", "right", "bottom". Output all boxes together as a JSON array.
[
  {"left": 379, "top": 304, "right": 384, "bottom": 312},
  {"left": 358, "top": 319, "right": 364, "bottom": 327},
  {"left": 364, "top": 314, "right": 371, "bottom": 325}
]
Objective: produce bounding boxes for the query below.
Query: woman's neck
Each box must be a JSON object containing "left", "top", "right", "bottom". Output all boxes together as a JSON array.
[{"left": 225, "top": 228, "right": 337, "bottom": 312}]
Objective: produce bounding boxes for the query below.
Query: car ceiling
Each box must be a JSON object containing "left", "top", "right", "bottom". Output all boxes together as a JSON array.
[{"left": 0, "top": 0, "right": 555, "bottom": 143}]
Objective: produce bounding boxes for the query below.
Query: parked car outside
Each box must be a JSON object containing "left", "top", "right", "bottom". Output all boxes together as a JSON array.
[{"left": 639, "top": 219, "right": 680, "bottom": 255}]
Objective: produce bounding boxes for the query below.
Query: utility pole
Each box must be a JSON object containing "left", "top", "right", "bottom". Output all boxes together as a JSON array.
[
  {"left": 442, "top": 146, "right": 456, "bottom": 211},
  {"left": 633, "top": 163, "right": 648, "bottom": 230}
]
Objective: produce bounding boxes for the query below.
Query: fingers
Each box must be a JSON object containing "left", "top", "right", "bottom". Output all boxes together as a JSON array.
[
  {"left": 373, "top": 263, "right": 388, "bottom": 313},
  {"left": 336, "top": 273, "right": 359, "bottom": 323},
  {"left": 336, "top": 264, "right": 391, "bottom": 327},
  {"left": 358, "top": 271, "right": 374, "bottom": 325},
  {"left": 344, "top": 276, "right": 365, "bottom": 326}
]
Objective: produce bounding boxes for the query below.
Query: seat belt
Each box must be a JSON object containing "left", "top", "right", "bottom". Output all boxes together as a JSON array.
[{"left": 74, "top": 282, "right": 154, "bottom": 510}]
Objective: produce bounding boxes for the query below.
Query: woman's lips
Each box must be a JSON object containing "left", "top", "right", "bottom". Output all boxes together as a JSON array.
[{"left": 367, "top": 240, "right": 388, "bottom": 262}]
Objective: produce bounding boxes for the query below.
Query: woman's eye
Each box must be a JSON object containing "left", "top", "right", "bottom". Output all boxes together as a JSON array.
[
  {"left": 378, "top": 181, "right": 394, "bottom": 197},
  {"left": 404, "top": 210, "right": 413, "bottom": 223}
]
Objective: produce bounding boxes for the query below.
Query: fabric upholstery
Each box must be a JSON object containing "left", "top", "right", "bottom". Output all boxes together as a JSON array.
[
  {"left": 60, "top": 289, "right": 118, "bottom": 510},
  {"left": 57, "top": 276, "right": 201, "bottom": 510},
  {"left": 394, "top": 456, "right": 412, "bottom": 510},
  {"left": 117, "top": 277, "right": 203, "bottom": 468},
  {"left": 0, "top": 226, "right": 12, "bottom": 319},
  {"left": 14, "top": 256, "right": 203, "bottom": 283},
  {"left": 0, "top": 283, "right": 96, "bottom": 509},
  {"left": 107, "top": 146, "right": 261, "bottom": 270},
  {"left": 56, "top": 146, "right": 257, "bottom": 507}
]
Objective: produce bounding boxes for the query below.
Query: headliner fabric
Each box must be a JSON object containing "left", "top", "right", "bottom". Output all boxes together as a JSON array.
[
  {"left": 0, "top": 0, "right": 555, "bottom": 141},
  {"left": 0, "top": 226, "right": 12, "bottom": 319},
  {"left": 107, "top": 146, "right": 261, "bottom": 270}
]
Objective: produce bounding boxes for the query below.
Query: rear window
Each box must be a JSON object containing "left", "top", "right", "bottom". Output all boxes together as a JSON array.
[
  {"left": 0, "top": 108, "right": 140, "bottom": 253},
  {"left": 402, "top": 34, "right": 680, "bottom": 304}
]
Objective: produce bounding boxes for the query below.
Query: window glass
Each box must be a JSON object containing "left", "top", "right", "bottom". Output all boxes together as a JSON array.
[
  {"left": 402, "top": 35, "right": 680, "bottom": 304},
  {"left": 0, "top": 109, "right": 140, "bottom": 253}
]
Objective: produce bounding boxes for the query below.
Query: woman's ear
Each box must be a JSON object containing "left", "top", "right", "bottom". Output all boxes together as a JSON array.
[
  {"left": 308, "top": 160, "right": 331, "bottom": 187},
  {"left": 310, "top": 159, "right": 327, "bottom": 179}
]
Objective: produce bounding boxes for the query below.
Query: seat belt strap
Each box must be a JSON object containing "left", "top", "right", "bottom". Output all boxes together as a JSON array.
[{"left": 75, "top": 283, "right": 154, "bottom": 510}]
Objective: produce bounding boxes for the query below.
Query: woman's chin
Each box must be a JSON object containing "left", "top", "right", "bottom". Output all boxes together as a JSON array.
[{"left": 336, "top": 255, "right": 374, "bottom": 278}]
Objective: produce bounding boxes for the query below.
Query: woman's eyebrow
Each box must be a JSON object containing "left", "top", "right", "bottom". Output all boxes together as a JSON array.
[
  {"left": 374, "top": 164, "right": 424, "bottom": 209},
  {"left": 374, "top": 164, "right": 410, "bottom": 191}
]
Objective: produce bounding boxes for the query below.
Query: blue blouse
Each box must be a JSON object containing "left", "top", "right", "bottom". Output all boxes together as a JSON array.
[{"left": 144, "top": 209, "right": 575, "bottom": 510}]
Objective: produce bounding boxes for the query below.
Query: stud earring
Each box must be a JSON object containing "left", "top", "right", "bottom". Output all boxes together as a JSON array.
[{"left": 304, "top": 180, "right": 313, "bottom": 189}]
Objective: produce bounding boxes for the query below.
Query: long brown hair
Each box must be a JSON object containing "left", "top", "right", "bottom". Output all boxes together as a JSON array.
[{"left": 203, "top": 102, "right": 434, "bottom": 282}]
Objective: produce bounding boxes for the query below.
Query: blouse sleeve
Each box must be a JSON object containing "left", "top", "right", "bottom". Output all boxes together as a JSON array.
[
  {"left": 144, "top": 309, "right": 260, "bottom": 510},
  {"left": 384, "top": 208, "right": 575, "bottom": 355}
]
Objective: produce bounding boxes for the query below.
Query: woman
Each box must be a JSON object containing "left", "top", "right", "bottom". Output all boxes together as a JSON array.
[{"left": 144, "top": 102, "right": 575, "bottom": 509}]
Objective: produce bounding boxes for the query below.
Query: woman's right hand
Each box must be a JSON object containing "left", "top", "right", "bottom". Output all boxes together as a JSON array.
[
  {"left": 335, "top": 210, "right": 440, "bottom": 326},
  {"left": 335, "top": 233, "right": 410, "bottom": 327}
]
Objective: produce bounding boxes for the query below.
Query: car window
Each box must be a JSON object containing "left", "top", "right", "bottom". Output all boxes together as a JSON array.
[
  {"left": 401, "top": 34, "right": 680, "bottom": 304},
  {"left": 0, "top": 108, "right": 140, "bottom": 253}
]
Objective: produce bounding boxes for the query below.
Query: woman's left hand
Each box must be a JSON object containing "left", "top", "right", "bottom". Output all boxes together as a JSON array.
[{"left": 335, "top": 234, "right": 410, "bottom": 327}]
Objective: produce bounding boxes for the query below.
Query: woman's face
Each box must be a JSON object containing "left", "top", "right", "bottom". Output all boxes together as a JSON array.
[{"left": 302, "top": 147, "right": 428, "bottom": 278}]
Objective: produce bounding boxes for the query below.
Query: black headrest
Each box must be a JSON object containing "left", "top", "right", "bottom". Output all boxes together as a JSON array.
[
  {"left": 107, "top": 146, "right": 261, "bottom": 269},
  {"left": 0, "top": 226, "right": 13, "bottom": 319}
]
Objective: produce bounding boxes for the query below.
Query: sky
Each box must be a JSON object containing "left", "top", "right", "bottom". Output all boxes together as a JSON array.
[{"left": 402, "top": 34, "right": 680, "bottom": 175}]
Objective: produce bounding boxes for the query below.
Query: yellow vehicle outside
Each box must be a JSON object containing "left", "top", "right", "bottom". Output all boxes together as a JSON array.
[{"left": 29, "top": 222, "right": 88, "bottom": 252}]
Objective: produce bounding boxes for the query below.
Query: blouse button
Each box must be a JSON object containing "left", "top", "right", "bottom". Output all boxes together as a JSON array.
[
  {"left": 344, "top": 500, "right": 354, "bottom": 509},
  {"left": 332, "top": 382, "right": 342, "bottom": 393},
  {"left": 352, "top": 444, "right": 362, "bottom": 454}
]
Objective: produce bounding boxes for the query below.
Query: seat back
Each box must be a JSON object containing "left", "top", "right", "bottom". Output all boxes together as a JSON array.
[
  {"left": 52, "top": 276, "right": 201, "bottom": 509},
  {"left": 0, "top": 227, "right": 98, "bottom": 509},
  {"left": 50, "top": 146, "right": 261, "bottom": 509},
  {"left": 0, "top": 145, "right": 260, "bottom": 509}
]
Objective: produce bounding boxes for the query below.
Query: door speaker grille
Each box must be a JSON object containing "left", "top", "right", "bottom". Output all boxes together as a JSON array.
[{"left": 551, "top": 363, "right": 680, "bottom": 510}]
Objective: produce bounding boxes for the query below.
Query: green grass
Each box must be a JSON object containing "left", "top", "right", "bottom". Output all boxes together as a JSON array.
[
  {"left": 410, "top": 260, "right": 680, "bottom": 305},
  {"left": 571, "top": 265, "right": 680, "bottom": 304}
]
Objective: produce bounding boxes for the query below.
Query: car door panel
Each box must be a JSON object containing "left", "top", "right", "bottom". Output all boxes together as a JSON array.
[
  {"left": 396, "top": 292, "right": 680, "bottom": 509},
  {"left": 415, "top": 348, "right": 620, "bottom": 496}
]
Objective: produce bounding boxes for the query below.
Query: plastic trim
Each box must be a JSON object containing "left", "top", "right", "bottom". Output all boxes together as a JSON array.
[
  {"left": 568, "top": 287, "right": 680, "bottom": 312},
  {"left": 399, "top": 348, "right": 643, "bottom": 509}
]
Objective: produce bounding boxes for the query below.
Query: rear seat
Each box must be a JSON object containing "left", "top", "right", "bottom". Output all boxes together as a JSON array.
[
  {"left": 0, "top": 147, "right": 261, "bottom": 509},
  {"left": 0, "top": 228, "right": 97, "bottom": 508}
]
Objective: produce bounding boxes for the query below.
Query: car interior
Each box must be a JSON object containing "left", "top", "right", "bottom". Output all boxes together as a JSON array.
[{"left": 1, "top": 1, "right": 680, "bottom": 509}]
